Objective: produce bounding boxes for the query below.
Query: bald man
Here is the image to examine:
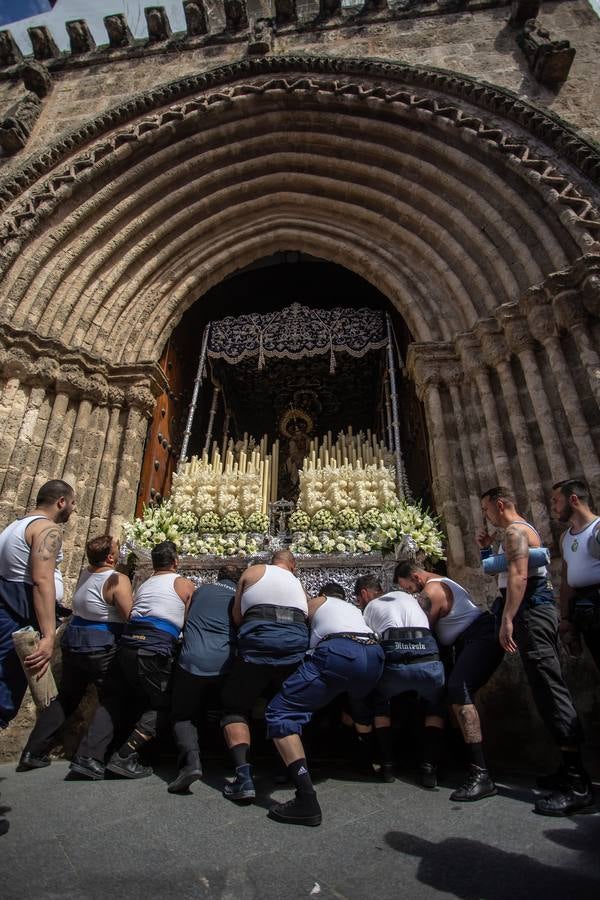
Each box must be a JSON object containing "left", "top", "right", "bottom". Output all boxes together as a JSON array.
[{"left": 220, "top": 550, "right": 309, "bottom": 803}]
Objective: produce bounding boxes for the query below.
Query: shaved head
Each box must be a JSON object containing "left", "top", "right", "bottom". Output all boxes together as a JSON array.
[{"left": 271, "top": 549, "right": 296, "bottom": 571}]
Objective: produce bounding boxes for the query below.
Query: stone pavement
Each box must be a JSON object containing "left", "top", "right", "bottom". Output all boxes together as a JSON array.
[{"left": 1, "top": 759, "right": 599, "bottom": 900}]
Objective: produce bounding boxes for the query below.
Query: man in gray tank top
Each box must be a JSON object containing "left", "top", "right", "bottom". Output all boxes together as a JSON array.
[
  {"left": 480, "top": 485, "right": 592, "bottom": 816},
  {"left": 396, "top": 560, "right": 503, "bottom": 802},
  {"left": 0, "top": 479, "right": 76, "bottom": 730}
]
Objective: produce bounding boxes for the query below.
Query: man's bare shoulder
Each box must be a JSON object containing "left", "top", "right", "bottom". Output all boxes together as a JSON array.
[{"left": 28, "top": 520, "right": 62, "bottom": 560}]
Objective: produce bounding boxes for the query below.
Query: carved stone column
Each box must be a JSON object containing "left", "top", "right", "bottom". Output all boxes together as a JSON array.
[
  {"left": 476, "top": 318, "right": 551, "bottom": 541},
  {"left": 88, "top": 399, "right": 124, "bottom": 536},
  {"left": 108, "top": 387, "right": 155, "bottom": 538},
  {"left": 553, "top": 289, "right": 600, "bottom": 411},
  {"left": 408, "top": 345, "right": 466, "bottom": 569},
  {"left": 447, "top": 371, "right": 483, "bottom": 549},
  {"left": 456, "top": 333, "right": 513, "bottom": 488},
  {"left": 523, "top": 289, "right": 600, "bottom": 498},
  {"left": 498, "top": 304, "right": 569, "bottom": 485}
]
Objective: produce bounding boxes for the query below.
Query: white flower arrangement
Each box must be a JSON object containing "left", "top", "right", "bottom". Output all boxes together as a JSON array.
[
  {"left": 172, "top": 459, "right": 262, "bottom": 518},
  {"left": 245, "top": 512, "right": 269, "bottom": 533}
]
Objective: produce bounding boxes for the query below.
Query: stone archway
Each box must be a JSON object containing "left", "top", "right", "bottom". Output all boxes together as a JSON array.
[{"left": 1, "top": 56, "right": 599, "bottom": 588}]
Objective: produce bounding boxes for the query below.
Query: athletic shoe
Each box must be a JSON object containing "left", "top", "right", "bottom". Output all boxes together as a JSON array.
[
  {"left": 268, "top": 790, "right": 322, "bottom": 827},
  {"left": 16, "top": 751, "right": 51, "bottom": 772},
  {"left": 68, "top": 755, "right": 105, "bottom": 780},
  {"left": 534, "top": 775, "right": 594, "bottom": 816},
  {"left": 420, "top": 762, "right": 438, "bottom": 789},
  {"left": 0, "top": 816, "right": 9, "bottom": 836},
  {"left": 167, "top": 752, "right": 203, "bottom": 794},
  {"left": 450, "top": 765, "right": 497, "bottom": 802},
  {"left": 106, "top": 751, "right": 153, "bottom": 779},
  {"left": 222, "top": 773, "right": 256, "bottom": 801}
]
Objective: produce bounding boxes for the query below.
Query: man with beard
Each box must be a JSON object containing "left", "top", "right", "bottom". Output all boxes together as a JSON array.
[{"left": 0, "top": 480, "right": 76, "bottom": 730}]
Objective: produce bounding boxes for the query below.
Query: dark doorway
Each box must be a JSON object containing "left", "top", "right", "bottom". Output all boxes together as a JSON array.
[{"left": 136, "top": 253, "right": 433, "bottom": 512}]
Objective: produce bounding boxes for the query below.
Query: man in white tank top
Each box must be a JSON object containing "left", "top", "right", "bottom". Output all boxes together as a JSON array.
[
  {"left": 79, "top": 540, "right": 195, "bottom": 780},
  {"left": 0, "top": 479, "right": 76, "bottom": 730},
  {"left": 16, "top": 535, "right": 132, "bottom": 777},
  {"left": 354, "top": 572, "right": 446, "bottom": 787},
  {"left": 480, "top": 485, "right": 592, "bottom": 816},
  {"left": 552, "top": 477, "right": 600, "bottom": 673},
  {"left": 395, "top": 560, "right": 503, "bottom": 802},
  {"left": 265, "top": 580, "right": 383, "bottom": 826},
  {"left": 220, "top": 550, "right": 309, "bottom": 803}
]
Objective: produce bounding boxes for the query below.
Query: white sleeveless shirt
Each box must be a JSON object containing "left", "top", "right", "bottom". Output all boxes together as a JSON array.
[
  {"left": 132, "top": 572, "right": 185, "bottom": 630},
  {"left": 562, "top": 517, "right": 600, "bottom": 589},
  {"left": 309, "top": 596, "right": 372, "bottom": 649},
  {"left": 241, "top": 565, "right": 308, "bottom": 616},
  {"left": 497, "top": 521, "right": 547, "bottom": 589},
  {"left": 363, "top": 590, "right": 429, "bottom": 633},
  {"left": 428, "top": 577, "right": 482, "bottom": 646},
  {"left": 0, "top": 514, "right": 55, "bottom": 584},
  {"left": 72, "top": 568, "right": 124, "bottom": 623}
]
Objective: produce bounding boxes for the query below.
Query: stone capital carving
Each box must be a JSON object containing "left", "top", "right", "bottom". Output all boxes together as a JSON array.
[
  {"left": 496, "top": 303, "right": 534, "bottom": 355},
  {"left": 455, "top": 332, "right": 485, "bottom": 378},
  {"left": 248, "top": 20, "right": 273, "bottom": 56},
  {"left": 552, "top": 289, "right": 587, "bottom": 331},
  {"left": 521, "top": 287, "right": 557, "bottom": 344},
  {"left": 0, "top": 321, "right": 163, "bottom": 411},
  {"left": 126, "top": 384, "right": 156, "bottom": 418},
  {"left": 517, "top": 19, "right": 576, "bottom": 85},
  {"left": 474, "top": 318, "right": 509, "bottom": 368},
  {"left": 406, "top": 342, "right": 457, "bottom": 401}
]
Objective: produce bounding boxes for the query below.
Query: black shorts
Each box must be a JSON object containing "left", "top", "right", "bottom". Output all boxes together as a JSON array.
[
  {"left": 220, "top": 656, "right": 300, "bottom": 727},
  {"left": 444, "top": 612, "right": 504, "bottom": 707}
]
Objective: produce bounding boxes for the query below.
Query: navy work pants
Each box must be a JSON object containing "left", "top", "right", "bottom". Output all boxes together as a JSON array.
[{"left": 265, "top": 638, "right": 384, "bottom": 738}]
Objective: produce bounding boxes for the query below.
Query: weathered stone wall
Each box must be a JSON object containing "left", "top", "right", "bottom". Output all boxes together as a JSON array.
[{"left": 1, "top": 1, "right": 599, "bottom": 166}]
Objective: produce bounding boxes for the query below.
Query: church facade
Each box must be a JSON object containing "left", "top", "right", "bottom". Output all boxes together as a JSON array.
[{"left": 0, "top": 0, "right": 599, "bottom": 596}]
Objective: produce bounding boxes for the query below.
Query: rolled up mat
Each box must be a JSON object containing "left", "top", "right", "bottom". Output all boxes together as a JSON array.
[
  {"left": 11, "top": 626, "right": 58, "bottom": 710},
  {"left": 482, "top": 546, "right": 550, "bottom": 575}
]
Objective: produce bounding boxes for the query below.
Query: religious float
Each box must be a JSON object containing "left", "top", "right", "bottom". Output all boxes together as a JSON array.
[{"left": 124, "top": 304, "right": 445, "bottom": 595}]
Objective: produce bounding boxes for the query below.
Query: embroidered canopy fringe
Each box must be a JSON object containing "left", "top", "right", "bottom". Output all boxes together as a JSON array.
[{"left": 207, "top": 303, "right": 387, "bottom": 369}]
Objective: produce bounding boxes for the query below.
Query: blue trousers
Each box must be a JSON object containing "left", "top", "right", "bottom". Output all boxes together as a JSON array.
[
  {"left": 0, "top": 601, "right": 28, "bottom": 729},
  {"left": 371, "top": 657, "right": 445, "bottom": 717},
  {"left": 265, "top": 638, "right": 384, "bottom": 738}
]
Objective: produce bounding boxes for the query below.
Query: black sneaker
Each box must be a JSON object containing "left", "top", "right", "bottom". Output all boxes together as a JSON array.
[
  {"left": 68, "top": 755, "right": 105, "bottom": 780},
  {"left": 420, "top": 762, "right": 438, "bottom": 790},
  {"left": 0, "top": 816, "right": 9, "bottom": 836},
  {"left": 106, "top": 752, "right": 153, "bottom": 779},
  {"left": 268, "top": 791, "right": 322, "bottom": 827},
  {"left": 534, "top": 775, "right": 595, "bottom": 817},
  {"left": 16, "top": 751, "right": 51, "bottom": 772},
  {"left": 450, "top": 766, "right": 497, "bottom": 802},
  {"left": 222, "top": 772, "right": 255, "bottom": 801},
  {"left": 168, "top": 753, "right": 203, "bottom": 794}
]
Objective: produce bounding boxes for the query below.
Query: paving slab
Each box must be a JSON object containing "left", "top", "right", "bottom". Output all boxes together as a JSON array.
[{"left": 1, "top": 761, "right": 599, "bottom": 900}]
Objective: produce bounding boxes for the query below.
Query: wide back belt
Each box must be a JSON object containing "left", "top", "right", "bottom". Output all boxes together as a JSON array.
[
  {"left": 321, "top": 631, "right": 379, "bottom": 645},
  {"left": 381, "top": 627, "right": 430, "bottom": 641},
  {"left": 243, "top": 604, "right": 308, "bottom": 625},
  {"left": 71, "top": 615, "right": 123, "bottom": 634}
]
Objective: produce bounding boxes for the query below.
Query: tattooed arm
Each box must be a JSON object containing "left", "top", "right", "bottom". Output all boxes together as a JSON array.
[
  {"left": 500, "top": 524, "right": 531, "bottom": 653},
  {"left": 26, "top": 522, "right": 62, "bottom": 676}
]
